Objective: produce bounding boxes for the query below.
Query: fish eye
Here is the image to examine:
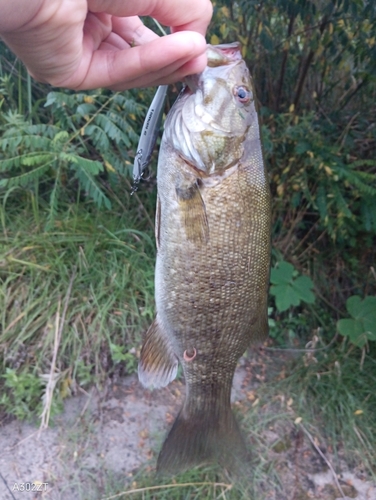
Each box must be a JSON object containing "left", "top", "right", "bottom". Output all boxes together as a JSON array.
[{"left": 234, "top": 86, "right": 251, "bottom": 104}]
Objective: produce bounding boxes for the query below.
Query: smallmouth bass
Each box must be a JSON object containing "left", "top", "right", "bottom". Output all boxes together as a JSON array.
[{"left": 138, "top": 42, "right": 271, "bottom": 474}]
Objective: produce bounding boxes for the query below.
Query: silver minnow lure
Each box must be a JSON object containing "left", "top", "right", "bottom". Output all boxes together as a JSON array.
[{"left": 132, "top": 85, "right": 168, "bottom": 189}]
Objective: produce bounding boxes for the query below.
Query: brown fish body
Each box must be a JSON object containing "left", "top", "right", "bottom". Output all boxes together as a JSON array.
[{"left": 138, "top": 43, "right": 271, "bottom": 474}]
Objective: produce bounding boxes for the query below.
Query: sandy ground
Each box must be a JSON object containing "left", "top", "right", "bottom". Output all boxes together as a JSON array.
[{"left": 0, "top": 354, "right": 375, "bottom": 500}]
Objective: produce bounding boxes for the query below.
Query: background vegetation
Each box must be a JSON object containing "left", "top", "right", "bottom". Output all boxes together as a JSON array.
[{"left": 0, "top": 0, "right": 375, "bottom": 495}]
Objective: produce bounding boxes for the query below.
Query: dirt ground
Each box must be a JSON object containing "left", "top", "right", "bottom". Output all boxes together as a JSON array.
[{"left": 0, "top": 352, "right": 375, "bottom": 500}]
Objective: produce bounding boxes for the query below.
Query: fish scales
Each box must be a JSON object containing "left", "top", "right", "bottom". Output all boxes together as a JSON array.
[{"left": 138, "top": 42, "right": 271, "bottom": 474}]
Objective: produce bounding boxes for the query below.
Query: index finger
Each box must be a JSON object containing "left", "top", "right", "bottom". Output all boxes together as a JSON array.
[{"left": 88, "top": 0, "right": 213, "bottom": 36}]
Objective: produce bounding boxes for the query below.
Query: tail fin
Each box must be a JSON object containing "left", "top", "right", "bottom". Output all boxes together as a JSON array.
[{"left": 157, "top": 397, "right": 248, "bottom": 475}]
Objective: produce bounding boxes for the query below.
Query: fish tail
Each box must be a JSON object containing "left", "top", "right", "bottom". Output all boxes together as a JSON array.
[{"left": 157, "top": 388, "right": 248, "bottom": 475}]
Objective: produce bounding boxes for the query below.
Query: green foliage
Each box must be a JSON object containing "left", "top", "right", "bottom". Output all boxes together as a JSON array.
[
  {"left": 0, "top": 204, "right": 156, "bottom": 420},
  {"left": 73, "top": 360, "right": 95, "bottom": 388},
  {"left": 0, "top": 65, "right": 150, "bottom": 223},
  {"left": 0, "top": 368, "right": 44, "bottom": 420},
  {"left": 211, "top": 0, "right": 376, "bottom": 113},
  {"left": 0, "top": 1, "right": 375, "bottom": 441},
  {"left": 265, "top": 110, "right": 376, "bottom": 243},
  {"left": 268, "top": 260, "right": 319, "bottom": 346},
  {"left": 337, "top": 296, "right": 376, "bottom": 347},
  {"left": 0, "top": 116, "right": 112, "bottom": 222},
  {"left": 270, "top": 261, "right": 315, "bottom": 312},
  {"left": 212, "top": 0, "right": 376, "bottom": 256},
  {"left": 0, "top": 366, "right": 65, "bottom": 421},
  {"left": 281, "top": 348, "right": 376, "bottom": 473},
  {"left": 268, "top": 308, "right": 313, "bottom": 345},
  {"left": 109, "top": 343, "right": 138, "bottom": 373}
]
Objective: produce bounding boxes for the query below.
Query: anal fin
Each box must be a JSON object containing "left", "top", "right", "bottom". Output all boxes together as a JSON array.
[{"left": 138, "top": 316, "right": 178, "bottom": 388}]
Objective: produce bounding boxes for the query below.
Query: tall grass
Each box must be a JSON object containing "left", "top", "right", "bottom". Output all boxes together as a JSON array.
[
  {"left": 279, "top": 347, "right": 376, "bottom": 475},
  {"left": 0, "top": 199, "right": 156, "bottom": 419},
  {"left": 79, "top": 349, "right": 376, "bottom": 499}
]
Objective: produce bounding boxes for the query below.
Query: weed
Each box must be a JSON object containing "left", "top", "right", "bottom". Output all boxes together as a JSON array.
[
  {"left": 277, "top": 348, "right": 376, "bottom": 475},
  {"left": 337, "top": 295, "right": 376, "bottom": 347},
  {"left": 0, "top": 367, "right": 44, "bottom": 420},
  {"left": 270, "top": 260, "right": 315, "bottom": 312},
  {"left": 0, "top": 203, "right": 155, "bottom": 420}
]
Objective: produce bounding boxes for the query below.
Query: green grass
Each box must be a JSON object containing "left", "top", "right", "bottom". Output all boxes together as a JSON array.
[
  {"left": 97, "top": 445, "right": 286, "bottom": 500},
  {"left": 0, "top": 199, "right": 156, "bottom": 420},
  {"left": 101, "top": 467, "right": 239, "bottom": 500},
  {"left": 286, "top": 345, "right": 376, "bottom": 462},
  {"left": 277, "top": 347, "right": 376, "bottom": 475},
  {"left": 115, "top": 352, "right": 376, "bottom": 500},
  {"left": 0, "top": 193, "right": 375, "bottom": 499},
  {"left": 90, "top": 348, "right": 376, "bottom": 500}
]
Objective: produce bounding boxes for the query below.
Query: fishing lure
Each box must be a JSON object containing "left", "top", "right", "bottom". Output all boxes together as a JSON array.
[{"left": 132, "top": 85, "right": 168, "bottom": 191}]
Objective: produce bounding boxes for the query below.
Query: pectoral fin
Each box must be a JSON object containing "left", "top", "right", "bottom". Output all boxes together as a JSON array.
[
  {"left": 138, "top": 316, "right": 178, "bottom": 388},
  {"left": 176, "top": 180, "right": 209, "bottom": 243}
]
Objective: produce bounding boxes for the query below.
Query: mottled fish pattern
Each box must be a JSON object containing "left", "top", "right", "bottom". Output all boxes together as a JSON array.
[{"left": 138, "top": 42, "right": 271, "bottom": 474}]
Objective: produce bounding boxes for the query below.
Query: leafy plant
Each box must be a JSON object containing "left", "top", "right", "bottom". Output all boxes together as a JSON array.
[
  {"left": 0, "top": 70, "right": 151, "bottom": 225},
  {"left": 211, "top": 0, "right": 376, "bottom": 114},
  {"left": 266, "top": 110, "right": 376, "bottom": 244},
  {"left": 0, "top": 205, "right": 155, "bottom": 420},
  {"left": 337, "top": 295, "right": 376, "bottom": 347},
  {"left": 0, "top": 119, "right": 111, "bottom": 220},
  {"left": 0, "top": 368, "right": 44, "bottom": 420},
  {"left": 270, "top": 261, "right": 315, "bottom": 312},
  {"left": 109, "top": 343, "right": 138, "bottom": 373},
  {"left": 280, "top": 348, "right": 376, "bottom": 475},
  {"left": 211, "top": 0, "right": 376, "bottom": 296},
  {"left": 268, "top": 309, "right": 313, "bottom": 345}
]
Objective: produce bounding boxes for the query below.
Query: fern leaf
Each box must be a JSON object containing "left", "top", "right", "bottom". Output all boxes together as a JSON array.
[
  {"left": 77, "top": 103, "right": 96, "bottom": 117},
  {"left": 94, "top": 114, "right": 125, "bottom": 144},
  {"left": 45, "top": 91, "right": 86, "bottom": 109},
  {"left": 23, "top": 135, "right": 53, "bottom": 151},
  {"left": 23, "top": 124, "right": 60, "bottom": 138},
  {"left": 70, "top": 156, "right": 111, "bottom": 209},
  {"left": 21, "top": 153, "right": 54, "bottom": 167},
  {"left": 351, "top": 159, "right": 376, "bottom": 169},
  {"left": 335, "top": 165, "right": 376, "bottom": 196},
  {"left": 331, "top": 183, "right": 353, "bottom": 219},
  {"left": 69, "top": 156, "right": 103, "bottom": 175},
  {"left": 84, "top": 125, "right": 110, "bottom": 151},
  {"left": 0, "top": 135, "right": 22, "bottom": 153},
  {"left": 360, "top": 200, "right": 376, "bottom": 232},
  {"left": 113, "top": 94, "right": 146, "bottom": 115},
  {"left": 0, "top": 153, "right": 53, "bottom": 171},
  {"left": 0, "top": 162, "right": 51, "bottom": 188},
  {"left": 102, "top": 151, "right": 131, "bottom": 176},
  {"left": 46, "top": 165, "right": 61, "bottom": 230},
  {"left": 107, "top": 112, "right": 138, "bottom": 146}
]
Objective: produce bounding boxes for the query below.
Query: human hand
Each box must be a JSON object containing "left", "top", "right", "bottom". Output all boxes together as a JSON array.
[{"left": 0, "top": 0, "right": 213, "bottom": 90}]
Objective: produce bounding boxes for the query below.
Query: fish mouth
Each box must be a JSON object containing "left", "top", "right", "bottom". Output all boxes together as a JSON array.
[
  {"left": 185, "top": 42, "right": 242, "bottom": 93},
  {"left": 207, "top": 42, "right": 242, "bottom": 67}
]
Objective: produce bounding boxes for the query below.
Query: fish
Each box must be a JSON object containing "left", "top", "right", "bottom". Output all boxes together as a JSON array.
[{"left": 138, "top": 42, "right": 271, "bottom": 474}]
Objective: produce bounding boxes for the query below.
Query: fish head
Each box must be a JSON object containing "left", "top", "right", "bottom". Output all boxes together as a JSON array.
[{"left": 164, "top": 42, "right": 258, "bottom": 175}]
